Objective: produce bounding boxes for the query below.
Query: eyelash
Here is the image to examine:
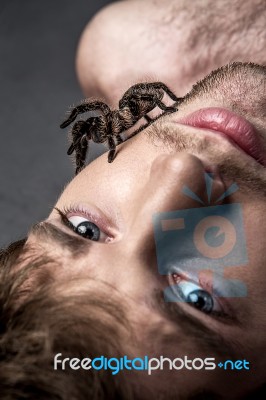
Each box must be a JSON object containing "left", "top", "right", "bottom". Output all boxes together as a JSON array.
[
  {"left": 55, "top": 208, "right": 233, "bottom": 321},
  {"left": 169, "top": 272, "right": 233, "bottom": 321},
  {"left": 55, "top": 206, "right": 110, "bottom": 242},
  {"left": 55, "top": 207, "right": 75, "bottom": 228}
]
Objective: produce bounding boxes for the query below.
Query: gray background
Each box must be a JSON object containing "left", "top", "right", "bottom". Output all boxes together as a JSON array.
[{"left": 0, "top": 0, "right": 113, "bottom": 247}]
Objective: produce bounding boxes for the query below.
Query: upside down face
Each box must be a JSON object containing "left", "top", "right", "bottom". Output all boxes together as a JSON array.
[{"left": 30, "top": 63, "right": 266, "bottom": 399}]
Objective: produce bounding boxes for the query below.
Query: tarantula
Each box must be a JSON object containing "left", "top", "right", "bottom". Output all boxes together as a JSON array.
[{"left": 60, "top": 82, "right": 182, "bottom": 174}]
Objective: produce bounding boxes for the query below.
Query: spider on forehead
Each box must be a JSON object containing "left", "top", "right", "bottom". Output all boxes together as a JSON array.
[{"left": 60, "top": 82, "right": 183, "bottom": 175}]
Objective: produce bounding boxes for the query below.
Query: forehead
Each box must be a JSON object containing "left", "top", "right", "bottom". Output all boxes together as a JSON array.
[{"left": 62, "top": 131, "right": 163, "bottom": 199}]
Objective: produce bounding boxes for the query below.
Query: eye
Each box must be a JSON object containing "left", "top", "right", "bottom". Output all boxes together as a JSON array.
[
  {"left": 168, "top": 273, "right": 225, "bottom": 316},
  {"left": 68, "top": 216, "right": 102, "bottom": 241},
  {"left": 55, "top": 208, "right": 110, "bottom": 242},
  {"left": 175, "top": 280, "right": 214, "bottom": 313}
]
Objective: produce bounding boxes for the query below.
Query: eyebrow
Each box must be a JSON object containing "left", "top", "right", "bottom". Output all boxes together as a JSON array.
[
  {"left": 150, "top": 289, "right": 242, "bottom": 358},
  {"left": 31, "top": 222, "right": 242, "bottom": 358},
  {"left": 30, "top": 221, "right": 91, "bottom": 256}
]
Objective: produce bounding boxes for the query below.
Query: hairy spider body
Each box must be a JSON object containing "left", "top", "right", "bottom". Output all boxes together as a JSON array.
[
  {"left": 60, "top": 82, "right": 182, "bottom": 174},
  {"left": 119, "top": 82, "right": 180, "bottom": 116}
]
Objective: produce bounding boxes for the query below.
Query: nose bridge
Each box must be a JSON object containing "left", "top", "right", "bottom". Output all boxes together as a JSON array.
[
  {"left": 124, "top": 154, "right": 225, "bottom": 258},
  {"left": 95, "top": 239, "right": 158, "bottom": 303}
]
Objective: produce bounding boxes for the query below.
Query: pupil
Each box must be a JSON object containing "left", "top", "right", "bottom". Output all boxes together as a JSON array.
[
  {"left": 187, "top": 290, "right": 213, "bottom": 313},
  {"left": 76, "top": 221, "right": 100, "bottom": 241}
]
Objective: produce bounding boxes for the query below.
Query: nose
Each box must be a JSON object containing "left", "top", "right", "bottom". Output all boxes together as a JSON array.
[{"left": 123, "top": 153, "right": 226, "bottom": 258}]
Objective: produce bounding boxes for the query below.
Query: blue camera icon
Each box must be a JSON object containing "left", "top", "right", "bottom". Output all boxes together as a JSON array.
[{"left": 153, "top": 203, "right": 248, "bottom": 298}]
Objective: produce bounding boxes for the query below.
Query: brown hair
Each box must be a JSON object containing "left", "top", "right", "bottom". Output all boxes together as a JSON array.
[
  {"left": 0, "top": 239, "right": 134, "bottom": 400},
  {"left": 1, "top": 239, "right": 265, "bottom": 400}
]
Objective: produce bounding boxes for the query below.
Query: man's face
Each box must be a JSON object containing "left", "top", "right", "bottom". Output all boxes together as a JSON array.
[{"left": 33, "top": 63, "right": 266, "bottom": 398}]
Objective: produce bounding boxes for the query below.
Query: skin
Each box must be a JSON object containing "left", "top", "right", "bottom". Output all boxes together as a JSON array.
[
  {"left": 76, "top": 0, "right": 266, "bottom": 105},
  {"left": 29, "top": 63, "right": 266, "bottom": 399},
  {"left": 28, "top": 1, "right": 266, "bottom": 396}
]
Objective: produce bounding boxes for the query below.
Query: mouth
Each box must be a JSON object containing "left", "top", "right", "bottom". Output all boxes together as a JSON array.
[{"left": 176, "top": 107, "right": 266, "bottom": 167}]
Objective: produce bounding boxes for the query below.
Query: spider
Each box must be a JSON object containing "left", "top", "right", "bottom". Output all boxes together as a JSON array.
[{"left": 60, "top": 82, "right": 183, "bottom": 174}]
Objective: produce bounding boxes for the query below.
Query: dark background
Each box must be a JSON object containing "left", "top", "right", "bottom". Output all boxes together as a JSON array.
[{"left": 0, "top": 0, "right": 113, "bottom": 247}]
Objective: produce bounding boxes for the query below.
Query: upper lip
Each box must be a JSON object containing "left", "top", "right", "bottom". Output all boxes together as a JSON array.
[{"left": 175, "top": 107, "right": 266, "bottom": 167}]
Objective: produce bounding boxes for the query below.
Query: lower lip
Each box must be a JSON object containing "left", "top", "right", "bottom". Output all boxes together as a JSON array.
[{"left": 176, "top": 108, "right": 266, "bottom": 166}]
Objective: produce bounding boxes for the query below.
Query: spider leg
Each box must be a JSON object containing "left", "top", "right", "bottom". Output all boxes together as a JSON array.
[
  {"left": 116, "top": 134, "right": 124, "bottom": 145},
  {"left": 65, "top": 120, "right": 90, "bottom": 173},
  {"left": 68, "top": 132, "right": 82, "bottom": 155},
  {"left": 60, "top": 101, "right": 111, "bottom": 129},
  {"left": 151, "top": 82, "right": 182, "bottom": 102},
  {"left": 75, "top": 134, "right": 88, "bottom": 175},
  {"left": 67, "top": 143, "right": 75, "bottom": 155},
  {"left": 125, "top": 108, "right": 177, "bottom": 141},
  {"left": 144, "top": 115, "right": 152, "bottom": 123},
  {"left": 67, "top": 121, "right": 90, "bottom": 155},
  {"left": 107, "top": 136, "right": 117, "bottom": 163},
  {"left": 154, "top": 99, "right": 178, "bottom": 113}
]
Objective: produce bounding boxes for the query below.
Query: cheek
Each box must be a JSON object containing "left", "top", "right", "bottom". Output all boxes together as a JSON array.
[
  {"left": 240, "top": 204, "right": 266, "bottom": 305},
  {"left": 244, "top": 206, "right": 266, "bottom": 269}
]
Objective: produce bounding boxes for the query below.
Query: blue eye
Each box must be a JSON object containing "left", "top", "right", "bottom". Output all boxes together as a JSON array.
[
  {"left": 177, "top": 281, "right": 214, "bottom": 313},
  {"left": 187, "top": 290, "right": 213, "bottom": 313},
  {"left": 168, "top": 278, "right": 223, "bottom": 316},
  {"left": 55, "top": 208, "right": 110, "bottom": 242},
  {"left": 69, "top": 216, "right": 101, "bottom": 241}
]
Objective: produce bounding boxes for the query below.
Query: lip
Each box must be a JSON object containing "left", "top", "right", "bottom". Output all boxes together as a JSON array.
[{"left": 176, "top": 107, "right": 266, "bottom": 167}]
